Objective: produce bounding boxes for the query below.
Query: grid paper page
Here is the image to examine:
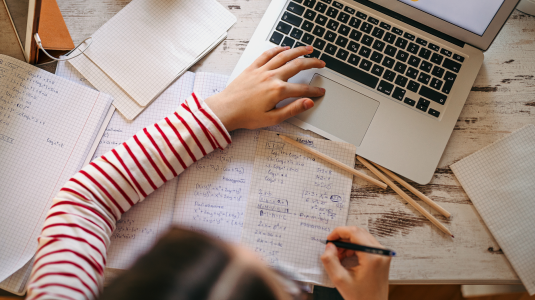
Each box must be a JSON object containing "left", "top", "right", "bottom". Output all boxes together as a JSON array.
[
  {"left": 55, "top": 59, "right": 96, "bottom": 89},
  {"left": 0, "top": 259, "right": 33, "bottom": 295},
  {"left": 450, "top": 124, "right": 535, "bottom": 295},
  {"left": 0, "top": 55, "right": 113, "bottom": 283},
  {"left": 84, "top": 0, "right": 236, "bottom": 106},
  {"left": 241, "top": 131, "right": 356, "bottom": 286}
]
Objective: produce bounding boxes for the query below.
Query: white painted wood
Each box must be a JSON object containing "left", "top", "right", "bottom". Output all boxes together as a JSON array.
[{"left": 40, "top": 0, "right": 535, "bottom": 284}]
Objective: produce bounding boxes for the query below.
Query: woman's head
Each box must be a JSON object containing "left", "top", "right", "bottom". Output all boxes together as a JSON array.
[{"left": 99, "top": 227, "right": 303, "bottom": 300}]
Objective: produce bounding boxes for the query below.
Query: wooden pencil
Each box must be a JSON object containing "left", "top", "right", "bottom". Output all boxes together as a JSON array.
[
  {"left": 356, "top": 156, "right": 454, "bottom": 238},
  {"left": 277, "top": 135, "right": 387, "bottom": 189},
  {"left": 370, "top": 162, "right": 452, "bottom": 218}
]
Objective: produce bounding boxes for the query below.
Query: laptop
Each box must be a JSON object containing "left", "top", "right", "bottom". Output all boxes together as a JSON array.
[{"left": 228, "top": 0, "right": 520, "bottom": 184}]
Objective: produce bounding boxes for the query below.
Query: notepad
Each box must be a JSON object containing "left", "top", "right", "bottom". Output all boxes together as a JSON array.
[
  {"left": 68, "top": 0, "right": 236, "bottom": 120},
  {"left": 0, "top": 55, "right": 113, "bottom": 294},
  {"left": 450, "top": 124, "right": 535, "bottom": 295}
]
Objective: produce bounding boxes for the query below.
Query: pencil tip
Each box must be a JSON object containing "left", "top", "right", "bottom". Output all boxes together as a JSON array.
[
  {"left": 451, "top": 235, "right": 454, "bottom": 238},
  {"left": 276, "top": 134, "right": 280, "bottom": 136}
]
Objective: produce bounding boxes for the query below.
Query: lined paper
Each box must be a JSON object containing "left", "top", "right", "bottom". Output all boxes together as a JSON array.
[
  {"left": 0, "top": 55, "right": 113, "bottom": 284},
  {"left": 241, "top": 131, "right": 356, "bottom": 286},
  {"left": 451, "top": 124, "right": 535, "bottom": 295}
]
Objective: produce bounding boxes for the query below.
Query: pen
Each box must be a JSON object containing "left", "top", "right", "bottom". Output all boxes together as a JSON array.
[{"left": 321, "top": 240, "right": 396, "bottom": 257}]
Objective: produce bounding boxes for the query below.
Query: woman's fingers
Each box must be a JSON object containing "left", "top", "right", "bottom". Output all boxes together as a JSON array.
[
  {"left": 327, "top": 227, "right": 383, "bottom": 248},
  {"left": 321, "top": 243, "right": 351, "bottom": 286},
  {"left": 264, "top": 45, "right": 315, "bottom": 70},
  {"left": 268, "top": 98, "right": 314, "bottom": 124},
  {"left": 276, "top": 57, "right": 326, "bottom": 80},
  {"left": 249, "top": 46, "right": 290, "bottom": 69},
  {"left": 278, "top": 82, "right": 325, "bottom": 99}
]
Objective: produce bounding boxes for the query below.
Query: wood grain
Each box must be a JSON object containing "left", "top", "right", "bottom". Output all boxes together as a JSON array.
[
  {"left": 48, "top": 0, "right": 535, "bottom": 284},
  {"left": 0, "top": 1, "right": 25, "bottom": 61}
]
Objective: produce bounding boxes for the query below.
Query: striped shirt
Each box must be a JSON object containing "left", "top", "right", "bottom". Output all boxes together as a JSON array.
[{"left": 26, "top": 93, "right": 231, "bottom": 300}]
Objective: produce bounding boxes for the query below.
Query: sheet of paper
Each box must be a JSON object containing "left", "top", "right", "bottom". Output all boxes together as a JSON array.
[
  {"left": 0, "top": 54, "right": 113, "bottom": 283},
  {"left": 84, "top": 0, "right": 236, "bottom": 106},
  {"left": 450, "top": 124, "right": 535, "bottom": 295},
  {"left": 241, "top": 131, "right": 356, "bottom": 286}
]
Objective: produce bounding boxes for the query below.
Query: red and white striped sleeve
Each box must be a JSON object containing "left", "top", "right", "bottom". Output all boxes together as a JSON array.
[{"left": 26, "top": 93, "right": 231, "bottom": 300}]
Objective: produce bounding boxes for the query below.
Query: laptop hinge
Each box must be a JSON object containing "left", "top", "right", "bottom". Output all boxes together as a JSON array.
[{"left": 352, "top": 0, "right": 466, "bottom": 48}]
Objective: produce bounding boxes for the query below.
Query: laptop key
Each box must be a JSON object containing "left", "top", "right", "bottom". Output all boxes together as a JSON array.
[
  {"left": 377, "top": 80, "right": 394, "bottom": 96},
  {"left": 420, "top": 60, "right": 433, "bottom": 73},
  {"left": 443, "top": 58, "right": 462, "bottom": 73},
  {"left": 360, "top": 22, "right": 373, "bottom": 34},
  {"left": 428, "top": 108, "right": 440, "bottom": 118},
  {"left": 327, "top": 19, "right": 339, "bottom": 31},
  {"left": 416, "top": 37, "right": 427, "bottom": 46},
  {"left": 349, "top": 29, "right": 362, "bottom": 41},
  {"left": 320, "top": 0, "right": 331, "bottom": 3},
  {"left": 417, "top": 73, "right": 430, "bottom": 85},
  {"left": 416, "top": 98, "right": 430, "bottom": 112},
  {"left": 295, "top": 42, "right": 306, "bottom": 48},
  {"left": 315, "top": 2, "right": 327, "bottom": 13},
  {"left": 313, "top": 26, "right": 326, "bottom": 37},
  {"left": 283, "top": 12, "right": 303, "bottom": 27},
  {"left": 304, "top": 9, "right": 316, "bottom": 21},
  {"left": 394, "top": 37, "right": 408, "bottom": 49},
  {"left": 382, "top": 57, "right": 395, "bottom": 69},
  {"left": 371, "top": 64, "right": 384, "bottom": 76},
  {"left": 392, "top": 87, "right": 406, "bottom": 101},
  {"left": 370, "top": 51, "right": 383, "bottom": 63},
  {"left": 452, "top": 54, "right": 465, "bottom": 63},
  {"left": 337, "top": 12, "right": 350, "bottom": 23},
  {"left": 407, "top": 80, "right": 420, "bottom": 93},
  {"left": 356, "top": 11, "right": 367, "bottom": 19},
  {"left": 325, "top": 43, "right": 338, "bottom": 55},
  {"left": 418, "top": 48, "right": 431, "bottom": 60},
  {"left": 290, "top": 28, "right": 304, "bottom": 39},
  {"left": 419, "top": 86, "right": 447, "bottom": 105},
  {"left": 348, "top": 54, "right": 361, "bottom": 66},
  {"left": 431, "top": 65, "right": 445, "bottom": 78},
  {"left": 392, "top": 27, "right": 403, "bottom": 35},
  {"left": 379, "top": 22, "right": 391, "bottom": 30},
  {"left": 281, "top": 36, "right": 296, "bottom": 48},
  {"left": 333, "top": 1, "right": 344, "bottom": 9},
  {"left": 442, "top": 71, "right": 457, "bottom": 94},
  {"left": 270, "top": 32, "right": 284, "bottom": 45},
  {"left": 302, "top": 33, "right": 315, "bottom": 44},
  {"left": 347, "top": 41, "right": 360, "bottom": 52},
  {"left": 360, "top": 59, "right": 372, "bottom": 71},
  {"left": 372, "top": 40, "right": 385, "bottom": 51},
  {"left": 276, "top": 22, "right": 292, "bottom": 34},
  {"left": 404, "top": 97, "right": 416, "bottom": 106},
  {"left": 315, "top": 15, "right": 327, "bottom": 26},
  {"left": 338, "top": 24, "right": 350, "bottom": 36},
  {"left": 359, "top": 46, "right": 372, "bottom": 58},
  {"left": 440, "top": 49, "right": 452, "bottom": 57},
  {"left": 407, "top": 42, "right": 420, "bottom": 55},
  {"left": 384, "top": 45, "right": 397, "bottom": 57},
  {"left": 325, "top": 30, "right": 337, "bottom": 42},
  {"left": 403, "top": 32, "right": 415, "bottom": 41},
  {"left": 408, "top": 55, "right": 421, "bottom": 68},
  {"left": 336, "top": 48, "right": 349, "bottom": 60},
  {"left": 394, "top": 62, "right": 407, "bottom": 74},
  {"left": 428, "top": 43, "right": 440, "bottom": 52},
  {"left": 335, "top": 36, "right": 348, "bottom": 47},
  {"left": 313, "top": 38, "right": 326, "bottom": 50},
  {"left": 326, "top": 7, "right": 339, "bottom": 18},
  {"left": 349, "top": 17, "right": 362, "bottom": 29},
  {"left": 344, "top": 7, "right": 355, "bottom": 14},
  {"left": 303, "top": 0, "right": 316, "bottom": 8},
  {"left": 396, "top": 50, "right": 409, "bottom": 62},
  {"left": 372, "top": 27, "right": 385, "bottom": 39},
  {"left": 383, "top": 70, "right": 396, "bottom": 82},
  {"left": 431, "top": 53, "right": 444, "bottom": 65},
  {"left": 406, "top": 67, "right": 418, "bottom": 79},
  {"left": 302, "top": 20, "right": 314, "bottom": 32},
  {"left": 430, "top": 77, "right": 443, "bottom": 90},
  {"left": 395, "top": 74, "right": 408, "bottom": 87},
  {"left": 368, "top": 17, "right": 379, "bottom": 25},
  {"left": 362, "top": 35, "right": 374, "bottom": 46},
  {"left": 383, "top": 32, "right": 396, "bottom": 44},
  {"left": 288, "top": 2, "right": 306, "bottom": 15}
]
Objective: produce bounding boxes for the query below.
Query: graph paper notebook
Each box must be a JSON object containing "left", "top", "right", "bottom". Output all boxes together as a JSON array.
[
  {"left": 450, "top": 124, "right": 535, "bottom": 295},
  {"left": 0, "top": 55, "right": 113, "bottom": 295}
]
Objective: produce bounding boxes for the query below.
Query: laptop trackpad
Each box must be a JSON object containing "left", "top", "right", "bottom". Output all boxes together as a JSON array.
[{"left": 296, "top": 74, "right": 379, "bottom": 147}]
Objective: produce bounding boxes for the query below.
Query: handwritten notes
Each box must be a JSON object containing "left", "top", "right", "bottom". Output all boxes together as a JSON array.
[{"left": 241, "top": 131, "right": 356, "bottom": 286}]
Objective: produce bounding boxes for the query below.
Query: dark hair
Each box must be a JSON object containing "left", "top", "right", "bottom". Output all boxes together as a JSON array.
[{"left": 99, "top": 227, "right": 279, "bottom": 300}]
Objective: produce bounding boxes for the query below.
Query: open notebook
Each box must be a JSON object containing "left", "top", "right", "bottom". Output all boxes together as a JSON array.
[
  {"left": 53, "top": 61, "right": 356, "bottom": 287},
  {"left": 0, "top": 55, "right": 113, "bottom": 295}
]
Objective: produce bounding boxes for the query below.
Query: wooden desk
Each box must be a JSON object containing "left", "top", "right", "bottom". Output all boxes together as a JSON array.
[{"left": 29, "top": 0, "right": 535, "bottom": 285}]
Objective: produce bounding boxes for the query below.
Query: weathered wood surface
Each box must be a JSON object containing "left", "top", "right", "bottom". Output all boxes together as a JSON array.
[
  {"left": 36, "top": 0, "right": 535, "bottom": 283},
  {"left": 0, "top": 1, "right": 25, "bottom": 61}
]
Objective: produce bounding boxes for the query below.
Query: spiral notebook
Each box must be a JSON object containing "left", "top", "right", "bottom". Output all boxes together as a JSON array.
[{"left": 450, "top": 124, "right": 535, "bottom": 295}]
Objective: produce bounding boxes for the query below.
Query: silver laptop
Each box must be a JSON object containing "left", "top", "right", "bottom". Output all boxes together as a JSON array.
[{"left": 229, "top": 0, "right": 519, "bottom": 184}]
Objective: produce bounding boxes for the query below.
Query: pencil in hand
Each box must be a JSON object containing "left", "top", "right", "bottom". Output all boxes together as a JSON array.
[{"left": 321, "top": 240, "right": 396, "bottom": 257}]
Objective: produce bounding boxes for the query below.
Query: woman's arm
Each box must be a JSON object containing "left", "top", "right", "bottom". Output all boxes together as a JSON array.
[{"left": 27, "top": 46, "right": 324, "bottom": 300}]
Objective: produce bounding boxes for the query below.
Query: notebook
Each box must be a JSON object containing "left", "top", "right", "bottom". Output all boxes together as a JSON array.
[
  {"left": 450, "top": 124, "right": 535, "bottom": 295},
  {"left": 0, "top": 55, "right": 113, "bottom": 294},
  {"left": 53, "top": 61, "right": 355, "bottom": 287},
  {"left": 68, "top": 0, "right": 236, "bottom": 120}
]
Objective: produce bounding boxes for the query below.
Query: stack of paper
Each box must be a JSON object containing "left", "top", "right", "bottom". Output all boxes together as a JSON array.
[{"left": 68, "top": 0, "right": 236, "bottom": 120}]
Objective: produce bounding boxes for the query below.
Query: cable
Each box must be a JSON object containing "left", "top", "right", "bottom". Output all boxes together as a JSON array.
[{"left": 34, "top": 33, "right": 93, "bottom": 63}]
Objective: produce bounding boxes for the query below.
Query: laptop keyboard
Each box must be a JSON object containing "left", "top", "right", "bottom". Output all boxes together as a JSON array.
[{"left": 269, "top": 0, "right": 466, "bottom": 119}]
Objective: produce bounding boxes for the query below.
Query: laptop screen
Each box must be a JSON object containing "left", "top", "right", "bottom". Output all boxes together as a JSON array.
[{"left": 397, "top": 0, "right": 506, "bottom": 36}]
